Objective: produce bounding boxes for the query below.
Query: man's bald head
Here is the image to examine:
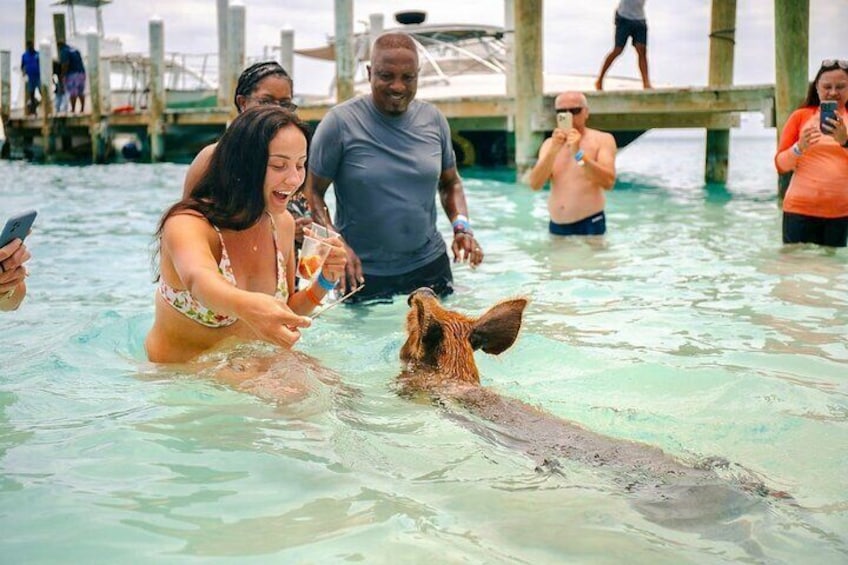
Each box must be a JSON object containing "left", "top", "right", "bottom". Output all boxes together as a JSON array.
[
  {"left": 554, "top": 91, "right": 588, "bottom": 110},
  {"left": 371, "top": 32, "right": 419, "bottom": 65}
]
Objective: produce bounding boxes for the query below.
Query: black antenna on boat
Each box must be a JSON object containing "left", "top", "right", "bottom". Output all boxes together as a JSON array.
[{"left": 394, "top": 10, "right": 427, "bottom": 26}]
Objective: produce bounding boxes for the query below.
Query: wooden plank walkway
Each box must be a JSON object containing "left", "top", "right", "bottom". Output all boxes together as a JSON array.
[{"left": 2, "top": 84, "right": 775, "bottom": 162}]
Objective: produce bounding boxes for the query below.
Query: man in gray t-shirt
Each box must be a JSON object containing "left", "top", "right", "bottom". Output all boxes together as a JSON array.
[{"left": 306, "top": 32, "right": 483, "bottom": 302}]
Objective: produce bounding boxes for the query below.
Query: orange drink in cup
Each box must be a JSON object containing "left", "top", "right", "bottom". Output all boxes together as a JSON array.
[{"left": 297, "top": 236, "right": 332, "bottom": 281}]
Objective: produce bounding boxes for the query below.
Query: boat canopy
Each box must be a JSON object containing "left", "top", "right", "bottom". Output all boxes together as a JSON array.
[
  {"left": 296, "top": 23, "right": 506, "bottom": 63},
  {"left": 51, "top": 0, "right": 112, "bottom": 7}
]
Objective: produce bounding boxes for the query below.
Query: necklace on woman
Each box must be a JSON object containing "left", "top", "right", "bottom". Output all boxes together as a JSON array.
[{"left": 248, "top": 216, "right": 265, "bottom": 252}]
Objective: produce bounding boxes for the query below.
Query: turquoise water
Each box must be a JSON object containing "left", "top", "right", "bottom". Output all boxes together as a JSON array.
[{"left": 1, "top": 130, "right": 846, "bottom": 563}]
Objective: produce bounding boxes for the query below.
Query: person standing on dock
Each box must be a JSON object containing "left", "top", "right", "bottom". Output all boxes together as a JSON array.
[
  {"left": 525, "top": 91, "right": 617, "bottom": 236},
  {"left": 774, "top": 59, "right": 848, "bottom": 248},
  {"left": 304, "top": 32, "right": 484, "bottom": 303},
  {"left": 58, "top": 40, "right": 86, "bottom": 113},
  {"left": 595, "top": 0, "right": 652, "bottom": 90},
  {"left": 20, "top": 41, "right": 41, "bottom": 116}
]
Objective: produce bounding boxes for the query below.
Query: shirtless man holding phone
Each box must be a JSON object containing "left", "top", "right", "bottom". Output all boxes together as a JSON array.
[{"left": 526, "top": 91, "right": 617, "bottom": 236}]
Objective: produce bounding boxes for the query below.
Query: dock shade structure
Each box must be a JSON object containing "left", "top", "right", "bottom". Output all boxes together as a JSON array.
[{"left": 50, "top": 0, "right": 111, "bottom": 37}]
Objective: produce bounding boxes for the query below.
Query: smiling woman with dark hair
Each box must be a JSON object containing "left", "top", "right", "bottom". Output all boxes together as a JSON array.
[
  {"left": 146, "top": 106, "right": 346, "bottom": 363},
  {"left": 775, "top": 59, "right": 848, "bottom": 248},
  {"left": 183, "top": 61, "right": 314, "bottom": 248}
]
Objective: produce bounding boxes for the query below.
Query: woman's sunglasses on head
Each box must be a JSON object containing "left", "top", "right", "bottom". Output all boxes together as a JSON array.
[{"left": 821, "top": 59, "right": 848, "bottom": 71}]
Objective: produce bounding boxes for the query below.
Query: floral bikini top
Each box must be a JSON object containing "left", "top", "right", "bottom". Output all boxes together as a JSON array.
[{"left": 159, "top": 214, "right": 289, "bottom": 328}]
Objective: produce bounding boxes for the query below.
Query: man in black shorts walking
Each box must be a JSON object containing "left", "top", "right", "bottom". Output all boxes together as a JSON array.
[{"left": 595, "top": 0, "right": 652, "bottom": 90}]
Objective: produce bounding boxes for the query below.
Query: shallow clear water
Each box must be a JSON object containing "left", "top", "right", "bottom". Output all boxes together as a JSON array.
[{"left": 1, "top": 130, "right": 846, "bottom": 563}]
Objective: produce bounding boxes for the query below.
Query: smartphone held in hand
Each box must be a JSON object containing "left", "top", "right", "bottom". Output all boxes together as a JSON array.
[
  {"left": 820, "top": 101, "right": 838, "bottom": 132},
  {"left": 556, "top": 111, "right": 573, "bottom": 131},
  {"left": 0, "top": 209, "right": 37, "bottom": 248}
]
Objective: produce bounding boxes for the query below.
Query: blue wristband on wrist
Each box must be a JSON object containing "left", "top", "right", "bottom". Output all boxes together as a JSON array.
[
  {"left": 317, "top": 272, "right": 337, "bottom": 291},
  {"left": 452, "top": 214, "right": 472, "bottom": 235}
]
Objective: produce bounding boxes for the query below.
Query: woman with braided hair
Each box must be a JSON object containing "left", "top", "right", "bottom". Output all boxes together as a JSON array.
[{"left": 183, "top": 61, "right": 297, "bottom": 197}]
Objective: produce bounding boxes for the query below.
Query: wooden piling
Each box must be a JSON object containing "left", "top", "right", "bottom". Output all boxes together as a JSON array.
[
  {"left": 774, "top": 0, "right": 809, "bottom": 199},
  {"left": 512, "top": 0, "right": 543, "bottom": 175},
  {"left": 25, "top": 0, "right": 35, "bottom": 46},
  {"left": 86, "top": 32, "right": 106, "bottom": 163},
  {"left": 368, "top": 13, "right": 384, "bottom": 60},
  {"left": 227, "top": 2, "right": 246, "bottom": 118},
  {"left": 149, "top": 18, "right": 165, "bottom": 162},
  {"left": 504, "top": 0, "right": 515, "bottom": 99},
  {"left": 0, "top": 51, "right": 7, "bottom": 157},
  {"left": 37, "top": 41, "right": 54, "bottom": 160},
  {"left": 279, "top": 28, "right": 294, "bottom": 75},
  {"left": 37, "top": 41, "right": 53, "bottom": 118},
  {"left": 704, "top": 0, "right": 737, "bottom": 184},
  {"left": 0, "top": 51, "right": 10, "bottom": 118},
  {"left": 216, "top": 0, "right": 230, "bottom": 108},
  {"left": 53, "top": 12, "right": 66, "bottom": 45},
  {"left": 334, "top": 0, "right": 355, "bottom": 103}
]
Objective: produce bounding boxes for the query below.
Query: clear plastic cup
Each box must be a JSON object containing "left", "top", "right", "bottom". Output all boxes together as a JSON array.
[
  {"left": 297, "top": 236, "right": 332, "bottom": 281},
  {"left": 306, "top": 223, "right": 339, "bottom": 240}
]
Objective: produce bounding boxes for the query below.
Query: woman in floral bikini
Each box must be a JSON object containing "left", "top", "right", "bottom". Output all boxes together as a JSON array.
[{"left": 145, "top": 106, "right": 346, "bottom": 363}]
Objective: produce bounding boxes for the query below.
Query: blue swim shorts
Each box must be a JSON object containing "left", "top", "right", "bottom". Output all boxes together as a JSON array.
[{"left": 549, "top": 211, "right": 607, "bottom": 236}]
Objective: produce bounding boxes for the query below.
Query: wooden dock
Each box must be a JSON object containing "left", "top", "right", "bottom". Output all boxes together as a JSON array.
[
  {"left": 1, "top": 83, "right": 775, "bottom": 166},
  {"left": 2, "top": 0, "right": 808, "bottom": 190}
]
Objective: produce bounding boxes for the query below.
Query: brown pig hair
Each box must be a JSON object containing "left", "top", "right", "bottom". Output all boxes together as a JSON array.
[{"left": 400, "top": 289, "right": 528, "bottom": 386}]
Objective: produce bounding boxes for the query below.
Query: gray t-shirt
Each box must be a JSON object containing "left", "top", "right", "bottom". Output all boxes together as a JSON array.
[
  {"left": 309, "top": 96, "right": 456, "bottom": 276},
  {"left": 617, "top": 0, "right": 646, "bottom": 21}
]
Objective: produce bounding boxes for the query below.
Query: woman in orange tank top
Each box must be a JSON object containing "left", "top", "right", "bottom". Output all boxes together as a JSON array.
[{"left": 774, "top": 59, "right": 848, "bottom": 248}]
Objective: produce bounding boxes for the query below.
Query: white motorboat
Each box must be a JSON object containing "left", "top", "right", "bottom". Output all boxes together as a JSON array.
[
  {"left": 52, "top": 0, "right": 218, "bottom": 113},
  {"left": 296, "top": 10, "right": 643, "bottom": 165}
]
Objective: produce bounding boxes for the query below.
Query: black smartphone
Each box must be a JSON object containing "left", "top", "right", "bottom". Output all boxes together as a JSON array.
[
  {"left": 0, "top": 209, "right": 38, "bottom": 248},
  {"left": 820, "top": 101, "right": 838, "bottom": 132}
]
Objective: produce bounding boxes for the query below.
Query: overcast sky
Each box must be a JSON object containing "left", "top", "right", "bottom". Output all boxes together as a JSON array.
[{"left": 1, "top": 0, "right": 845, "bottom": 98}]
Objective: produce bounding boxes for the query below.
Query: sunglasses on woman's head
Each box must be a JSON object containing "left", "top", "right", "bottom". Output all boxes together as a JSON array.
[{"left": 821, "top": 59, "right": 848, "bottom": 71}]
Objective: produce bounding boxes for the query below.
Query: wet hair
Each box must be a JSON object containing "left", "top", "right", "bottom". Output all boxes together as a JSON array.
[
  {"left": 156, "top": 105, "right": 311, "bottom": 242},
  {"left": 801, "top": 60, "right": 848, "bottom": 109},
  {"left": 233, "top": 61, "right": 293, "bottom": 110}
]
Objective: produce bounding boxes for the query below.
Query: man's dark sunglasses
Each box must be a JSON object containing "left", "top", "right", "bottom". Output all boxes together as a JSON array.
[
  {"left": 821, "top": 59, "right": 848, "bottom": 71},
  {"left": 253, "top": 97, "right": 299, "bottom": 112},
  {"left": 555, "top": 107, "right": 584, "bottom": 115}
]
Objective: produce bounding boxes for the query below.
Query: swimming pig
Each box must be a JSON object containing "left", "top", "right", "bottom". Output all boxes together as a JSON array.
[{"left": 398, "top": 287, "right": 790, "bottom": 528}]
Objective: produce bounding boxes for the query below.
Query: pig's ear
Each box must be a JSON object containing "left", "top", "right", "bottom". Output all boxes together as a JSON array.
[{"left": 469, "top": 298, "right": 527, "bottom": 354}]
